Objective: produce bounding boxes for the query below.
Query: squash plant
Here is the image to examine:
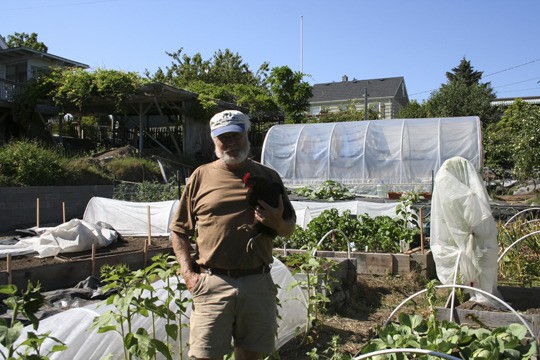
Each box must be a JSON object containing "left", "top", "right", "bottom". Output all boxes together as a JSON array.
[
  {"left": 361, "top": 313, "right": 537, "bottom": 359},
  {"left": 360, "top": 281, "right": 538, "bottom": 359}
]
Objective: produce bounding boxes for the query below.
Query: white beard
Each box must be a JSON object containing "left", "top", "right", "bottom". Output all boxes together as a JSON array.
[{"left": 216, "top": 143, "right": 250, "bottom": 165}]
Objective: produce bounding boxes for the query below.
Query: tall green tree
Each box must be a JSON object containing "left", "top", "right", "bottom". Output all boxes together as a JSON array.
[
  {"left": 150, "top": 48, "right": 275, "bottom": 117},
  {"left": 267, "top": 66, "right": 312, "bottom": 123},
  {"left": 397, "top": 99, "right": 430, "bottom": 119},
  {"left": 6, "top": 32, "right": 48, "bottom": 52},
  {"left": 427, "top": 57, "right": 499, "bottom": 126},
  {"left": 485, "top": 99, "right": 540, "bottom": 181},
  {"left": 445, "top": 57, "right": 482, "bottom": 86}
]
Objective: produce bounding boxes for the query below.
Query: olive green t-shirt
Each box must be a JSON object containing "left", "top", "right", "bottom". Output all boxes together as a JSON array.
[{"left": 169, "top": 159, "right": 295, "bottom": 269}]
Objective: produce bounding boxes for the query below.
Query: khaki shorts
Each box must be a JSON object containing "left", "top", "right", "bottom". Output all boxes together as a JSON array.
[{"left": 188, "top": 272, "right": 278, "bottom": 359}]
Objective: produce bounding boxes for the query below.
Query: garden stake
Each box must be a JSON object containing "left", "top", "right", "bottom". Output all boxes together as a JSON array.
[
  {"left": 91, "top": 244, "right": 96, "bottom": 277},
  {"left": 143, "top": 240, "right": 148, "bottom": 267},
  {"left": 7, "top": 254, "right": 12, "bottom": 285},
  {"left": 419, "top": 207, "right": 424, "bottom": 254},
  {"left": 147, "top": 205, "right": 152, "bottom": 246},
  {"left": 36, "top": 197, "right": 40, "bottom": 228}
]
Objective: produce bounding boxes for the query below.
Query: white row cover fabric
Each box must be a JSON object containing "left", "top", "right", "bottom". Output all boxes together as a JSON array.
[
  {"left": 261, "top": 117, "right": 482, "bottom": 189},
  {"left": 0, "top": 219, "right": 117, "bottom": 258},
  {"left": 83, "top": 197, "right": 179, "bottom": 236},
  {"left": 430, "top": 157, "right": 501, "bottom": 307},
  {"left": 292, "top": 200, "right": 398, "bottom": 228},
  {"left": 84, "top": 197, "right": 397, "bottom": 235},
  {"left": 6, "top": 258, "right": 308, "bottom": 359}
]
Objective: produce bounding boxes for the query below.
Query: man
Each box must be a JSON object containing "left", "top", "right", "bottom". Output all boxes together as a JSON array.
[{"left": 169, "top": 110, "right": 296, "bottom": 360}]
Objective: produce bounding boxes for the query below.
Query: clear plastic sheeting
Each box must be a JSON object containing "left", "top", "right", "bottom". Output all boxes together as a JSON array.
[
  {"left": 261, "top": 117, "right": 482, "bottom": 190},
  {"left": 83, "top": 197, "right": 179, "bottom": 236},
  {"left": 3, "top": 258, "right": 308, "bottom": 359},
  {"left": 430, "top": 157, "right": 501, "bottom": 306}
]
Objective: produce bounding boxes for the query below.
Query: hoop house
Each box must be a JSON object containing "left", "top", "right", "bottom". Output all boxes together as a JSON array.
[{"left": 261, "top": 117, "right": 482, "bottom": 191}]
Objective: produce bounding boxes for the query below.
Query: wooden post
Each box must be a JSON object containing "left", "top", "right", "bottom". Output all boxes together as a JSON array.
[
  {"left": 7, "top": 254, "right": 12, "bottom": 285},
  {"left": 419, "top": 207, "right": 424, "bottom": 255},
  {"left": 91, "top": 244, "right": 96, "bottom": 277},
  {"left": 62, "top": 202, "right": 66, "bottom": 223},
  {"left": 143, "top": 240, "right": 148, "bottom": 268},
  {"left": 147, "top": 205, "right": 152, "bottom": 247},
  {"left": 36, "top": 198, "right": 40, "bottom": 228}
]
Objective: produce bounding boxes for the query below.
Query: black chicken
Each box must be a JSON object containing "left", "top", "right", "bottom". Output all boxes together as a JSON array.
[{"left": 241, "top": 172, "right": 294, "bottom": 251}]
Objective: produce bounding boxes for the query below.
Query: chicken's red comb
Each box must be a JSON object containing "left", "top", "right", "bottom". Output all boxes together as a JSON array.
[{"left": 243, "top": 172, "right": 251, "bottom": 183}]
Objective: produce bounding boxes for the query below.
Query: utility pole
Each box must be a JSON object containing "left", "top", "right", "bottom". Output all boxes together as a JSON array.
[
  {"left": 364, "top": 87, "right": 368, "bottom": 120},
  {"left": 300, "top": 16, "right": 303, "bottom": 74}
]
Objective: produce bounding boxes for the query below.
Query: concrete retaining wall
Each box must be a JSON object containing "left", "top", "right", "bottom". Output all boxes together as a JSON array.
[{"left": 0, "top": 185, "right": 114, "bottom": 232}]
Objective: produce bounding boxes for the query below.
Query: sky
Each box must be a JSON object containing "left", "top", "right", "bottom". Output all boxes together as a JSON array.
[{"left": 3, "top": 0, "right": 540, "bottom": 102}]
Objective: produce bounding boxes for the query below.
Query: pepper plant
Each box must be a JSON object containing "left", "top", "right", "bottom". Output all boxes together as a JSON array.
[
  {"left": 90, "top": 253, "right": 191, "bottom": 360},
  {"left": 0, "top": 282, "right": 67, "bottom": 359}
]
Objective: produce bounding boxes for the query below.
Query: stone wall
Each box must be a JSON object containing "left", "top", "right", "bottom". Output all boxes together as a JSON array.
[{"left": 0, "top": 185, "right": 114, "bottom": 232}]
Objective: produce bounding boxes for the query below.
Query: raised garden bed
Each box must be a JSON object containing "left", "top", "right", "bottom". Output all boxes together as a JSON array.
[
  {"left": 436, "top": 286, "right": 540, "bottom": 341},
  {"left": 0, "top": 236, "right": 173, "bottom": 292},
  {"left": 275, "top": 248, "right": 436, "bottom": 278}
]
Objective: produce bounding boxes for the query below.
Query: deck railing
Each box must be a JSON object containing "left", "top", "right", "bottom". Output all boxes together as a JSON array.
[{"left": 0, "top": 78, "right": 23, "bottom": 102}]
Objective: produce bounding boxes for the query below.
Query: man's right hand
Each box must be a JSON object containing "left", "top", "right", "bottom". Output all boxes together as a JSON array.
[
  {"left": 170, "top": 230, "right": 202, "bottom": 293},
  {"left": 183, "top": 269, "right": 201, "bottom": 293}
]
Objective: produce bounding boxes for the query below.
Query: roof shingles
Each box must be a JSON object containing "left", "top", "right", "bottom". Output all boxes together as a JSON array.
[{"left": 310, "top": 76, "right": 406, "bottom": 102}]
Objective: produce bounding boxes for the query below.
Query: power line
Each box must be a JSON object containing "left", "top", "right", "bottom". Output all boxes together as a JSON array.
[
  {"left": 493, "top": 77, "right": 540, "bottom": 89},
  {"left": 411, "top": 59, "right": 540, "bottom": 97},
  {"left": 484, "top": 58, "right": 540, "bottom": 78},
  {"left": 497, "top": 87, "right": 540, "bottom": 94}
]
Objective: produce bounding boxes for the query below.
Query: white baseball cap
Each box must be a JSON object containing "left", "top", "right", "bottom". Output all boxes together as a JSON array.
[{"left": 209, "top": 110, "right": 250, "bottom": 138}]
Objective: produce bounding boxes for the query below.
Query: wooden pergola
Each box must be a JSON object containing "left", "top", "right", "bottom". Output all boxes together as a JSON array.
[{"left": 59, "top": 82, "right": 243, "bottom": 157}]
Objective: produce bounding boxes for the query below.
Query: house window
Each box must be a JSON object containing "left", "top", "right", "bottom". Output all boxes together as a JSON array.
[
  {"left": 6, "top": 62, "right": 28, "bottom": 83},
  {"left": 31, "top": 65, "right": 49, "bottom": 78}
]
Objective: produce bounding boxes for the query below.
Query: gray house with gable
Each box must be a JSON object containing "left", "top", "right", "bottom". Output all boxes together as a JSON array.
[{"left": 308, "top": 75, "right": 410, "bottom": 119}]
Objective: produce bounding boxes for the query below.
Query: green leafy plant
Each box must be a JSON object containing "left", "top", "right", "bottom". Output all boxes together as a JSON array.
[
  {"left": 282, "top": 249, "right": 338, "bottom": 345},
  {"left": 275, "top": 209, "right": 418, "bottom": 253},
  {"left": 293, "top": 181, "right": 355, "bottom": 201},
  {"left": 497, "top": 219, "right": 540, "bottom": 287},
  {"left": 106, "top": 157, "right": 162, "bottom": 183},
  {"left": 361, "top": 282, "right": 537, "bottom": 359},
  {"left": 306, "top": 335, "right": 351, "bottom": 359},
  {"left": 90, "top": 254, "right": 191, "bottom": 360},
  {"left": 361, "top": 314, "right": 537, "bottom": 359},
  {"left": 0, "top": 282, "right": 67, "bottom": 359},
  {"left": 114, "top": 180, "right": 180, "bottom": 202},
  {"left": 0, "top": 139, "right": 66, "bottom": 186}
]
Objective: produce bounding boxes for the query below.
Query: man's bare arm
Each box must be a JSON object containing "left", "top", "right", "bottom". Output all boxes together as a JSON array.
[{"left": 170, "top": 230, "right": 200, "bottom": 292}]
